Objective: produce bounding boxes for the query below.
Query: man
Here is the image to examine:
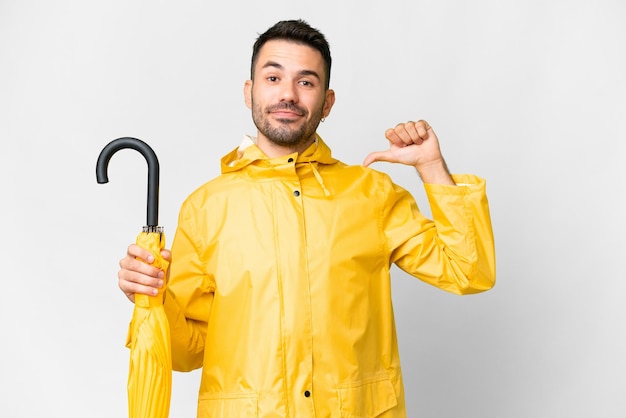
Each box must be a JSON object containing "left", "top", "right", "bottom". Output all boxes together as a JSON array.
[{"left": 119, "top": 19, "right": 495, "bottom": 417}]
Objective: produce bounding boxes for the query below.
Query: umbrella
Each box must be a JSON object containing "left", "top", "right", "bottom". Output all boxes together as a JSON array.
[{"left": 96, "top": 137, "right": 171, "bottom": 418}]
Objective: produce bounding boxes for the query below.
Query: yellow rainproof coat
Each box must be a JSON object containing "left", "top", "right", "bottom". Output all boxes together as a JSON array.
[{"left": 163, "top": 135, "right": 495, "bottom": 417}]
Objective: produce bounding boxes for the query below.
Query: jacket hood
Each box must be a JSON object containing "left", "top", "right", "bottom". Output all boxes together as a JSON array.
[{"left": 221, "top": 134, "right": 338, "bottom": 174}]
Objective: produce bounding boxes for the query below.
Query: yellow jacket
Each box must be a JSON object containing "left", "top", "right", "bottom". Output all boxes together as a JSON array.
[{"left": 164, "top": 135, "right": 496, "bottom": 417}]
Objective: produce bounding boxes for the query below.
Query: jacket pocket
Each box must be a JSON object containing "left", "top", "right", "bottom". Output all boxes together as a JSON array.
[
  {"left": 197, "top": 391, "right": 258, "bottom": 417},
  {"left": 337, "top": 374, "right": 398, "bottom": 418}
]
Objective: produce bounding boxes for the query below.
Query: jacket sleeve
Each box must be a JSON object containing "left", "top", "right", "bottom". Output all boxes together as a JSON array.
[
  {"left": 384, "top": 174, "right": 496, "bottom": 295},
  {"left": 163, "top": 200, "right": 215, "bottom": 371}
]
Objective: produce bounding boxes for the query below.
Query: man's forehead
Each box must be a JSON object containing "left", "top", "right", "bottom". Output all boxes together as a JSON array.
[{"left": 256, "top": 40, "right": 323, "bottom": 68}]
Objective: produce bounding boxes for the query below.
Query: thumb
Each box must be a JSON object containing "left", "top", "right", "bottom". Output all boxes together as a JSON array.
[
  {"left": 362, "top": 150, "right": 392, "bottom": 167},
  {"left": 161, "top": 249, "right": 172, "bottom": 262}
]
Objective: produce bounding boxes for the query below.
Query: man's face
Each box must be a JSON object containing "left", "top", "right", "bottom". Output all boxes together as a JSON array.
[{"left": 245, "top": 40, "right": 334, "bottom": 151}]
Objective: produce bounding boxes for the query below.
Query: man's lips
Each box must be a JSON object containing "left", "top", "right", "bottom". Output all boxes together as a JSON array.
[
  {"left": 271, "top": 110, "right": 302, "bottom": 119},
  {"left": 267, "top": 103, "right": 305, "bottom": 119}
]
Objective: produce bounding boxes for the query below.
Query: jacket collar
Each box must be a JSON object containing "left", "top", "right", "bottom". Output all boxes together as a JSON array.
[{"left": 221, "top": 134, "right": 338, "bottom": 174}]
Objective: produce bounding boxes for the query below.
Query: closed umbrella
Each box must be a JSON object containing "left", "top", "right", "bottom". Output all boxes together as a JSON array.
[{"left": 96, "top": 137, "right": 171, "bottom": 418}]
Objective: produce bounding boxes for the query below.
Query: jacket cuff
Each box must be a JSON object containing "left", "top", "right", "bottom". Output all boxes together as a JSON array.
[{"left": 424, "top": 174, "right": 486, "bottom": 195}]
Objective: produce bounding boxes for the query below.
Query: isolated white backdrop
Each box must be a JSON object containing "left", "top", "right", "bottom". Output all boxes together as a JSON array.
[{"left": 1, "top": 1, "right": 624, "bottom": 417}]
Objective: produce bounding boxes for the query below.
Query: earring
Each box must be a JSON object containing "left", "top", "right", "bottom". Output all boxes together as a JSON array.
[{"left": 321, "top": 117, "right": 326, "bottom": 123}]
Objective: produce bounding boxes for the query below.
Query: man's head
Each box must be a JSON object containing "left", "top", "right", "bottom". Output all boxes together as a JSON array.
[
  {"left": 245, "top": 20, "right": 335, "bottom": 155},
  {"left": 251, "top": 19, "right": 332, "bottom": 90}
]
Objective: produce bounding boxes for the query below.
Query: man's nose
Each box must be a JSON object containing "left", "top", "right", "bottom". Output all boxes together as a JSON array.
[{"left": 279, "top": 81, "right": 298, "bottom": 102}]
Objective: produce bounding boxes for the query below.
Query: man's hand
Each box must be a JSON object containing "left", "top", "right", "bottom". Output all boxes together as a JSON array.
[
  {"left": 363, "top": 120, "right": 455, "bottom": 185},
  {"left": 118, "top": 244, "right": 171, "bottom": 303}
]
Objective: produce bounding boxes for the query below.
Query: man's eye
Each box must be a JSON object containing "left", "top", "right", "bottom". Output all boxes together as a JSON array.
[
  {"left": 267, "top": 76, "right": 278, "bottom": 82},
  {"left": 300, "top": 80, "right": 313, "bottom": 87}
]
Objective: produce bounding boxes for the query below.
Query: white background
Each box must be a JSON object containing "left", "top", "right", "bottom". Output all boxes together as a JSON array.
[{"left": 1, "top": 0, "right": 624, "bottom": 417}]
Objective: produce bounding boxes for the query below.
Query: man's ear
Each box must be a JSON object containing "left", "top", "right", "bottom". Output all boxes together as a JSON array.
[
  {"left": 244, "top": 80, "right": 253, "bottom": 109},
  {"left": 323, "top": 89, "right": 336, "bottom": 118}
]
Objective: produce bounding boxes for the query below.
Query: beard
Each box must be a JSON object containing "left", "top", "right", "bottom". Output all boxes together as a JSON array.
[{"left": 251, "top": 99, "right": 324, "bottom": 148}]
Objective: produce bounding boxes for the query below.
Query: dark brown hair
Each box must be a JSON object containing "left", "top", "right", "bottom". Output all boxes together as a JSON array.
[{"left": 251, "top": 19, "right": 332, "bottom": 89}]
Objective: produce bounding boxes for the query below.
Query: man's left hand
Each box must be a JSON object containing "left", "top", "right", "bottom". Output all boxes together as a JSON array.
[{"left": 363, "top": 119, "right": 455, "bottom": 185}]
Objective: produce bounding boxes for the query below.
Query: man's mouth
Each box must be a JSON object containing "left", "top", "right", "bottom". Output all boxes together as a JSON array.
[
  {"left": 272, "top": 111, "right": 301, "bottom": 120},
  {"left": 268, "top": 103, "right": 305, "bottom": 119}
]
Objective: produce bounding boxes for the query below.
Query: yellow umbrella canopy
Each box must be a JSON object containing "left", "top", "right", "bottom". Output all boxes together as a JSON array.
[
  {"left": 126, "top": 228, "right": 171, "bottom": 417},
  {"left": 96, "top": 137, "right": 172, "bottom": 418}
]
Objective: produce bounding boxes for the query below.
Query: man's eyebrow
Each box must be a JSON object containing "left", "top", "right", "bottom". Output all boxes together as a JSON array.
[
  {"left": 298, "top": 69, "right": 321, "bottom": 80},
  {"left": 261, "top": 61, "right": 321, "bottom": 80},
  {"left": 261, "top": 60, "right": 284, "bottom": 71}
]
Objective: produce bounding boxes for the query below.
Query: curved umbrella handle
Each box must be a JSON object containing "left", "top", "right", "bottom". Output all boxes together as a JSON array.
[{"left": 96, "top": 137, "right": 160, "bottom": 227}]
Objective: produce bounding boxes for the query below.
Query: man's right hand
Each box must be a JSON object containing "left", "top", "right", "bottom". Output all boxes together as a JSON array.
[{"left": 118, "top": 244, "right": 171, "bottom": 303}]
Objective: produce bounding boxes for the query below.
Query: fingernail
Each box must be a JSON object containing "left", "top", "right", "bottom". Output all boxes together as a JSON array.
[
  {"left": 152, "top": 288, "right": 158, "bottom": 296},
  {"left": 147, "top": 255, "right": 155, "bottom": 263},
  {"left": 157, "top": 280, "right": 164, "bottom": 288}
]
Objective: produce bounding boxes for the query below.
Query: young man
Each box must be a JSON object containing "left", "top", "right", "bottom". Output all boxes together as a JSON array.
[{"left": 119, "top": 19, "right": 495, "bottom": 417}]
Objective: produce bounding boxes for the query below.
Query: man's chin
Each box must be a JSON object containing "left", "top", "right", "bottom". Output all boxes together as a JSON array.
[
  {"left": 266, "top": 126, "right": 305, "bottom": 143},
  {"left": 273, "top": 117, "right": 301, "bottom": 125},
  {"left": 268, "top": 137, "right": 304, "bottom": 147}
]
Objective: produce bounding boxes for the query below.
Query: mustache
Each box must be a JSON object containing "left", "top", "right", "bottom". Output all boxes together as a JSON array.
[{"left": 266, "top": 102, "right": 306, "bottom": 116}]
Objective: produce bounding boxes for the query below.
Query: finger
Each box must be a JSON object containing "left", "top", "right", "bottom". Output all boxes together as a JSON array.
[
  {"left": 161, "top": 249, "right": 172, "bottom": 262},
  {"left": 387, "top": 125, "right": 414, "bottom": 146},
  {"left": 127, "top": 243, "right": 155, "bottom": 264},
  {"left": 118, "top": 267, "right": 163, "bottom": 296},
  {"left": 119, "top": 279, "right": 162, "bottom": 297},
  {"left": 363, "top": 150, "right": 392, "bottom": 167},
  {"left": 119, "top": 273, "right": 162, "bottom": 297},
  {"left": 120, "top": 253, "right": 165, "bottom": 278},
  {"left": 415, "top": 119, "right": 431, "bottom": 140},
  {"left": 384, "top": 128, "right": 402, "bottom": 147},
  {"left": 403, "top": 122, "right": 423, "bottom": 145}
]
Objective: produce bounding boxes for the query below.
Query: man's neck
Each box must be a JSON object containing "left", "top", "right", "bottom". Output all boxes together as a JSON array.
[{"left": 256, "top": 135, "right": 316, "bottom": 159}]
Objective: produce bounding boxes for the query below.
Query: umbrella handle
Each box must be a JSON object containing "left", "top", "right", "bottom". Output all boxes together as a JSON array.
[{"left": 96, "top": 137, "right": 160, "bottom": 227}]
